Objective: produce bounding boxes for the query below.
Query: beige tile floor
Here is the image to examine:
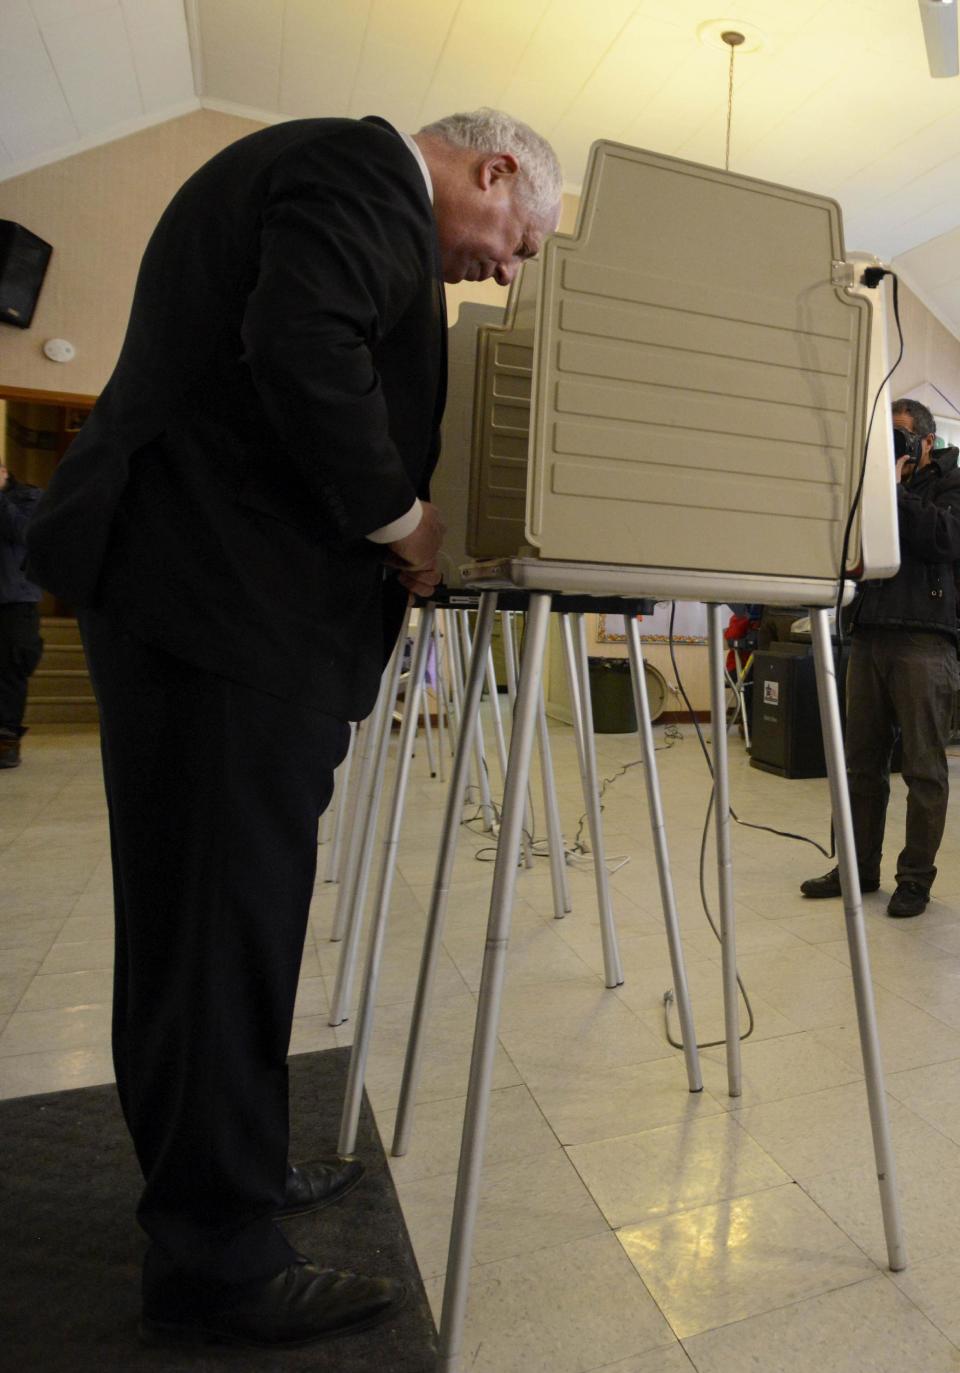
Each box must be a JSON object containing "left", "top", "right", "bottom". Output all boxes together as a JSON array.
[{"left": 6, "top": 717, "right": 960, "bottom": 1371}]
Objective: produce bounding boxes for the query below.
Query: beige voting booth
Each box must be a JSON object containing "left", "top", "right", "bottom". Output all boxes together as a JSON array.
[
  {"left": 425, "top": 139, "right": 907, "bottom": 1373},
  {"left": 333, "top": 139, "right": 907, "bottom": 1373}
]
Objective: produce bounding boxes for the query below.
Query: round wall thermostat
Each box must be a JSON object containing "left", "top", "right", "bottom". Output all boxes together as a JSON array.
[{"left": 43, "top": 338, "right": 76, "bottom": 363}]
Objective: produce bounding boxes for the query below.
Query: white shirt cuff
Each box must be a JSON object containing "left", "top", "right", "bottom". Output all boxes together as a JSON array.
[{"left": 366, "top": 498, "right": 422, "bottom": 544}]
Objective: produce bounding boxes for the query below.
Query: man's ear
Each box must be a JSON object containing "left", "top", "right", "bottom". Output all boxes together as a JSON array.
[{"left": 478, "top": 153, "right": 519, "bottom": 191}]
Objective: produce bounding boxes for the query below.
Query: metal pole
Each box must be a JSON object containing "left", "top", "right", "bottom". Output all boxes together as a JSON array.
[
  {"left": 437, "top": 593, "right": 551, "bottom": 1373},
  {"left": 500, "top": 611, "right": 536, "bottom": 869},
  {"left": 324, "top": 720, "right": 356, "bottom": 883},
  {"left": 626, "top": 617, "right": 702, "bottom": 1092},
  {"left": 391, "top": 594, "right": 498, "bottom": 1158},
  {"left": 328, "top": 686, "right": 388, "bottom": 941},
  {"left": 536, "top": 680, "right": 572, "bottom": 916},
  {"left": 707, "top": 603, "right": 741, "bottom": 1096},
  {"left": 564, "top": 613, "right": 623, "bottom": 989},
  {"left": 459, "top": 611, "right": 496, "bottom": 832},
  {"left": 339, "top": 606, "right": 435, "bottom": 1155},
  {"left": 810, "top": 606, "right": 906, "bottom": 1270},
  {"left": 432, "top": 613, "right": 448, "bottom": 781},
  {"left": 327, "top": 612, "right": 410, "bottom": 1026},
  {"left": 421, "top": 634, "right": 437, "bottom": 778}
]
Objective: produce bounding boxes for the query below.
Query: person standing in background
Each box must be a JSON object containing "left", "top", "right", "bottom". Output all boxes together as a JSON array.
[{"left": 0, "top": 463, "right": 43, "bottom": 768}]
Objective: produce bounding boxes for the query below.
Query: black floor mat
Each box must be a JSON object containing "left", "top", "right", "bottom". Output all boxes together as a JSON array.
[{"left": 0, "top": 1047, "right": 437, "bottom": 1372}]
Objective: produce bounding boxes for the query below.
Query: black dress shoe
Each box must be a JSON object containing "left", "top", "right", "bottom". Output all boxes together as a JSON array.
[
  {"left": 887, "top": 881, "right": 929, "bottom": 918},
  {"left": 800, "top": 866, "right": 880, "bottom": 899},
  {"left": 141, "top": 1257, "right": 405, "bottom": 1348},
  {"left": 278, "top": 1155, "right": 365, "bottom": 1218}
]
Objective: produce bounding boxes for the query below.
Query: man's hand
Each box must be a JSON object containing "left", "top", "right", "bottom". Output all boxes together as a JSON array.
[
  {"left": 387, "top": 501, "right": 445, "bottom": 570},
  {"left": 397, "top": 561, "right": 442, "bottom": 599},
  {"left": 896, "top": 454, "right": 917, "bottom": 485},
  {"left": 0, "top": 466, "right": 9, "bottom": 492}
]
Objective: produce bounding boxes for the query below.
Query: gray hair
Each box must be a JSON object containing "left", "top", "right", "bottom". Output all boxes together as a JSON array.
[
  {"left": 893, "top": 397, "right": 936, "bottom": 438},
  {"left": 418, "top": 108, "right": 563, "bottom": 220}
]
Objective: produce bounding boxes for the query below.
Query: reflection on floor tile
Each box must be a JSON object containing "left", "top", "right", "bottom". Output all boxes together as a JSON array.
[
  {"left": 569, "top": 1114, "right": 788, "bottom": 1227},
  {"left": 619, "top": 1183, "right": 875, "bottom": 1339}
]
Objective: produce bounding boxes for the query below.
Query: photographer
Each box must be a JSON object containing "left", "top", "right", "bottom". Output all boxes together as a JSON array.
[
  {"left": 0, "top": 464, "right": 43, "bottom": 768},
  {"left": 802, "top": 399, "right": 960, "bottom": 916}
]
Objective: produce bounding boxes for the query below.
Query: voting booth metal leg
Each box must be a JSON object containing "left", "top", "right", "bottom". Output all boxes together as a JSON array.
[
  {"left": 626, "top": 618, "right": 702, "bottom": 1093},
  {"left": 448, "top": 613, "right": 482, "bottom": 817},
  {"left": 415, "top": 613, "right": 437, "bottom": 778},
  {"left": 561, "top": 613, "right": 624, "bottom": 989},
  {"left": 432, "top": 615, "right": 448, "bottom": 781},
  {"left": 536, "top": 685, "right": 572, "bottom": 917},
  {"left": 458, "top": 612, "right": 496, "bottom": 832},
  {"left": 707, "top": 604, "right": 741, "bottom": 1097},
  {"left": 391, "top": 594, "right": 498, "bottom": 1159},
  {"left": 500, "top": 612, "right": 537, "bottom": 874},
  {"left": 810, "top": 607, "right": 906, "bottom": 1271},
  {"left": 444, "top": 609, "right": 464, "bottom": 745},
  {"left": 484, "top": 644, "right": 508, "bottom": 791},
  {"left": 338, "top": 605, "right": 436, "bottom": 1156},
  {"left": 323, "top": 720, "right": 356, "bottom": 883},
  {"left": 328, "top": 616, "right": 410, "bottom": 1026},
  {"left": 328, "top": 692, "right": 387, "bottom": 939},
  {"left": 437, "top": 593, "right": 551, "bottom": 1373}
]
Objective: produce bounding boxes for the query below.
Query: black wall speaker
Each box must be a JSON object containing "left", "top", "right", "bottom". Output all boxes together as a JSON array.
[{"left": 0, "top": 220, "right": 53, "bottom": 329}]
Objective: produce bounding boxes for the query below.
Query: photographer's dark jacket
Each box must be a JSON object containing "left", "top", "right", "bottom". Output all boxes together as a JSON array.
[
  {"left": 26, "top": 117, "right": 446, "bottom": 721},
  {"left": 851, "top": 445, "right": 960, "bottom": 643}
]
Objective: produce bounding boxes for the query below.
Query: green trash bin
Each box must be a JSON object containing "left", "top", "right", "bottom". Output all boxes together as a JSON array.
[{"left": 587, "top": 658, "right": 637, "bottom": 733}]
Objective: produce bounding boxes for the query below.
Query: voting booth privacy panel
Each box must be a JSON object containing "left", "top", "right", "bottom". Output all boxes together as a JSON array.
[{"left": 464, "top": 139, "right": 900, "bottom": 598}]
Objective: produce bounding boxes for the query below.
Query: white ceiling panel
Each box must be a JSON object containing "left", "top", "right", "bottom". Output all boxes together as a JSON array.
[
  {"left": 0, "top": 3, "right": 79, "bottom": 160},
  {"left": 278, "top": 0, "right": 373, "bottom": 119},
  {"left": 121, "top": 0, "right": 195, "bottom": 111},
  {"left": 40, "top": 6, "right": 144, "bottom": 135},
  {"left": 199, "top": 0, "right": 283, "bottom": 109},
  {"left": 29, "top": 0, "right": 114, "bottom": 25},
  {"left": 497, "top": 0, "right": 640, "bottom": 135},
  {"left": 547, "top": 12, "right": 689, "bottom": 165},
  {"left": 416, "top": 0, "right": 551, "bottom": 127},
  {"left": 347, "top": 0, "right": 461, "bottom": 131}
]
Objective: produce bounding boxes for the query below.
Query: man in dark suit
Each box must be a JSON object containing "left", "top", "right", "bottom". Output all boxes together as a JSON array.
[{"left": 27, "top": 109, "right": 561, "bottom": 1349}]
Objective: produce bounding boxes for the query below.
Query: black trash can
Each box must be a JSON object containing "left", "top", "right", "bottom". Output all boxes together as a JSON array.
[{"left": 588, "top": 658, "right": 637, "bottom": 733}]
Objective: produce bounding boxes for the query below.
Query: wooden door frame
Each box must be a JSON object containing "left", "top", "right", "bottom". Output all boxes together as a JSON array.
[{"left": 0, "top": 383, "right": 98, "bottom": 406}]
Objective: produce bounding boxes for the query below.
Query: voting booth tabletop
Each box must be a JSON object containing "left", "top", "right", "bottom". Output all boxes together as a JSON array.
[{"left": 0, "top": 1046, "right": 436, "bottom": 1372}]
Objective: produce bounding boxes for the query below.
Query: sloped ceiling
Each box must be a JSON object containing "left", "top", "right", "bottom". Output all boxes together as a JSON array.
[{"left": 5, "top": 0, "right": 960, "bottom": 333}]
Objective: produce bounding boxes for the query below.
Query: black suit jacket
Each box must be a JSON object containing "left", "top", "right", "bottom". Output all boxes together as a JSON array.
[{"left": 27, "top": 117, "right": 446, "bottom": 720}]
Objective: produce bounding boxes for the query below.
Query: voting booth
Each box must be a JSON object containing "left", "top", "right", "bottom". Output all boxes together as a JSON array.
[{"left": 336, "top": 139, "right": 907, "bottom": 1373}]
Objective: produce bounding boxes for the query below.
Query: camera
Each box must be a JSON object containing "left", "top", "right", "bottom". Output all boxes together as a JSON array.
[{"left": 893, "top": 425, "right": 922, "bottom": 462}]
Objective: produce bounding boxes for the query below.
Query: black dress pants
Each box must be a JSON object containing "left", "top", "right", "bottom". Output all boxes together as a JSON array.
[
  {"left": 0, "top": 602, "right": 43, "bottom": 734},
  {"left": 846, "top": 628, "right": 959, "bottom": 890},
  {"left": 79, "top": 609, "right": 350, "bottom": 1285}
]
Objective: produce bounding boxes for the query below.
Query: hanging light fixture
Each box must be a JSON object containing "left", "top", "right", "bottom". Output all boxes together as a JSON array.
[
  {"left": 721, "top": 30, "right": 744, "bottom": 172},
  {"left": 696, "top": 19, "right": 765, "bottom": 171},
  {"left": 918, "top": 0, "right": 959, "bottom": 78}
]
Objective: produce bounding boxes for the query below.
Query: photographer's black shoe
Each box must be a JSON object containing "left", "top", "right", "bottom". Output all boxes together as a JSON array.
[
  {"left": 800, "top": 867, "right": 880, "bottom": 899},
  {"left": 140, "top": 1256, "right": 405, "bottom": 1348},
  {"left": 887, "top": 881, "right": 929, "bottom": 918}
]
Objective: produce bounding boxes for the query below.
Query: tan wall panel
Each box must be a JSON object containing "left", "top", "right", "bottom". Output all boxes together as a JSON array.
[{"left": 0, "top": 109, "right": 265, "bottom": 397}]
